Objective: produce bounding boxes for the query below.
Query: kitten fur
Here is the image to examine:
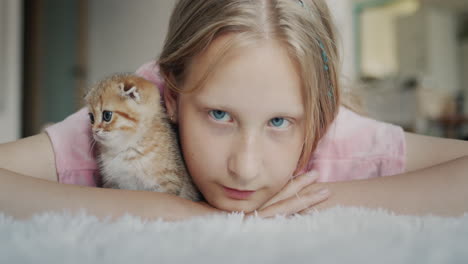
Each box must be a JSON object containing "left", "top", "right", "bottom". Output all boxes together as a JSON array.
[{"left": 84, "top": 73, "right": 201, "bottom": 201}]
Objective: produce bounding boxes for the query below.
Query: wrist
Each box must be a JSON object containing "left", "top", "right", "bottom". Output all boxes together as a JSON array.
[{"left": 169, "top": 196, "right": 224, "bottom": 220}]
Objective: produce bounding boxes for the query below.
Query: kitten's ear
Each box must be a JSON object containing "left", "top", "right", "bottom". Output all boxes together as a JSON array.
[{"left": 119, "top": 82, "right": 141, "bottom": 102}]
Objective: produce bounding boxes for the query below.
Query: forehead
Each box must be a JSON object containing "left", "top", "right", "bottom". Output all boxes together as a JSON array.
[{"left": 182, "top": 35, "right": 304, "bottom": 115}]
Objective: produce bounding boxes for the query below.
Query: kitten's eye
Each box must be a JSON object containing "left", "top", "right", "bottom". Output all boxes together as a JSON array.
[
  {"left": 88, "top": 113, "right": 95, "bottom": 124},
  {"left": 269, "top": 117, "right": 290, "bottom": 129},
  {"left": 209, "top": 110, "right": 232, "bottom": 122},
  {"left": 102, "top": 111, "right": 113, "bottom": 122}
]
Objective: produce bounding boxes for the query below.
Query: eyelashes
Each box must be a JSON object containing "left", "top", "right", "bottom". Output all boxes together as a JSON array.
[
  {"left": 209, "top": 110, "right": 232, "bottom": 122},
  {"left": 208, "top": 110, "right": 291, "bottom": 129},
  {"left": 270, "top": 117, "right": 290, "bottom": 128}
]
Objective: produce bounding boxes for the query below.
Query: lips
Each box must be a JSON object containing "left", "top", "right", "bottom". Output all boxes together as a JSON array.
[{"left": 223, "top": 186, "right": 255, "bottom": 200}]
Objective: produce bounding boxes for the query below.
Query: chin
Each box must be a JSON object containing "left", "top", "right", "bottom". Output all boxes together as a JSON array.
[{"left": 211, "top": 198, "right": 259, "bottom": 213}]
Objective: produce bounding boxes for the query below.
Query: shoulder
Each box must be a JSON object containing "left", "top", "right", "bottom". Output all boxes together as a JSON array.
[
  {"left": 45, "top": 108, "right": 93, "bottom": 150},
  {"left": 309, "top": 107, "right": 406, "bottom": 181},
  {"left": 315, "top": 107, "right": 405, "bottom": 159},
  {"left": 45, "top": 108, "right": 99, "bottom": 186},
  {"left": 135, "top": 61, "right": 166, "bottom": 95}
]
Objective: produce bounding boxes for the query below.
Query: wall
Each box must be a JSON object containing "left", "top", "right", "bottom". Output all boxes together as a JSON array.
[
  {"left": 0, "top": 0, "right": 21, "bottom": 143},
  {"left": 462, "top": 40, "right": 468, "bottom": 114},
  {"left": 41, "top": 0, "right": 80, "bottom": 124},
  {"left": 328, "top": 0, "right": 356, "bottom": 81},
  {"left": 396, "top": 10, "right": 426, "bottom": 77},
  {"left": 360, "top": 0, "right": 419, "bottom": 78},
  {"left": 397, "top": 6, "right": 459, "bottom": 95},
  {"left": 88, "top": 0, "right": 175, "bottom": 86},
  {"left": 426, "top": 6, "right": 459, "bottom": 95}
]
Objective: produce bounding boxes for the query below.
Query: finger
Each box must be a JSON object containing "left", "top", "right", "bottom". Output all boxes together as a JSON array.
[
  {"left": 258, "top": 170, "right": 319, "bottom": 210},
  {"left": 297, "top": 188, "right": 331, "bottom": 215},
  {"left": 256, "top": 187, "right": 330, "bottom": 218},
  {"left": 259, "top": 171, "right": 318, "bottom": 210},
  {"left": 257, "top": 187, "right": 329, "bottom": 218},
  {"left": 298, "top": 207, "right": 318, "bottom": 215}
]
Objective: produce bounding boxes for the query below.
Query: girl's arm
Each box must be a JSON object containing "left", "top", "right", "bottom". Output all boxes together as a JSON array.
[
  {"left": 0, "top": 134, "right": 220, "bottom": 221},
  {"left": 0, "top": 134, "right": 327, "bottom": 220},
  {"left": 0, "top": 134, "right": 58, "bottom": 182},
  {"left": 405, "top": 132, "right": 468, "bottom": 172},
  {"left": 312, "top": 155, "right": 468, "bottom": 217},
  {"left": 0, "top": 168, "right": 220, "bottom": 221}
]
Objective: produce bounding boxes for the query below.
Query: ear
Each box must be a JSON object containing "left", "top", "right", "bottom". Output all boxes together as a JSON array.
[
  {"left": 163, "top": 85, "right": 179, "bottom": 123},
  {"left": 119, "top": 81, "right": 141, "bottom": 102}
]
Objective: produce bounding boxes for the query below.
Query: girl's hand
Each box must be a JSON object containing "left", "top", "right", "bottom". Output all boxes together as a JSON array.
[{"left": 248, "top": 171, "right": 330, "bottom": 218}]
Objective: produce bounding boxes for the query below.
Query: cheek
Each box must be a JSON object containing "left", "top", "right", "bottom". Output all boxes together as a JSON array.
[
  {"left": 108, "top": 123, "right": 134, "bottom": 140},
  {"left": 265, "top": 132, "right": 305, "bottom": 185},
  {"left": 178, "top": 111, "right": 227, "bottom": 185}
]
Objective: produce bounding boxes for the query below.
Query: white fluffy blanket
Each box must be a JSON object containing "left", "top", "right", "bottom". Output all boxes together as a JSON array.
[{"left": 1, "top": 207, "right": 467, "bottom": 264}]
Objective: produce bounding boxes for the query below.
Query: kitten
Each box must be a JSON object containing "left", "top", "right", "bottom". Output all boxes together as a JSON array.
[{"left": 84, "top": 73, "right": 201, "bottom": 201}]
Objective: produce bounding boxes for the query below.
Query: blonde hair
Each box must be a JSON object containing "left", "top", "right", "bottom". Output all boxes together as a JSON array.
[{"left": 159, "top": 0, "right": 341, "bottom": 174}]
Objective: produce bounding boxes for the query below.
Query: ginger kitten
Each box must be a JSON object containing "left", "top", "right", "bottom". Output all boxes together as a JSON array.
[{"left": 84, "top": 73, "right": 201, "bottom": 201}]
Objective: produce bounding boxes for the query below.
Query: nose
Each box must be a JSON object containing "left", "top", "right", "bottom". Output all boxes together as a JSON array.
[
  {"left": 92, "top": 126, "right": 105, "bottom": 138},
  {"left": 227, "top": 131, "right": 262, "bottom": 186}
]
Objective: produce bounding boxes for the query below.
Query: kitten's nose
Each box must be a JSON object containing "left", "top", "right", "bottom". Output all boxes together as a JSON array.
[
  {"left": 93, "top": 129, "right": 105, "bottom": 137},
  {"left": 93, "top": 129, "right": 105, "bottom": 141}
]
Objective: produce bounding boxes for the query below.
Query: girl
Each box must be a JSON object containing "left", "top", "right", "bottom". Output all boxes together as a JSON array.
[{"left": 1, "top": 0, "right": 467, "bottom": 220}]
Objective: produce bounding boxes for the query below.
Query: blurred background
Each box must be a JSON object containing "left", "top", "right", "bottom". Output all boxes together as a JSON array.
[{"left": 0, "top": 0, "right": 467, "bottom": 143}]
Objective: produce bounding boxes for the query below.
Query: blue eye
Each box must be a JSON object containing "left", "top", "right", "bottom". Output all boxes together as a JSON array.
[
  {"left": 209, "top": 110, "right": 231, "bottom": 122},
  {"left": 270, "top": 117, "right": 290, "bottom": 128}
]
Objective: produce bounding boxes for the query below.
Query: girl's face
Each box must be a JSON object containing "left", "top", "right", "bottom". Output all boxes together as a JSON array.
[{"left": 167, "top": 35, "right": 306, "bottom": 212}]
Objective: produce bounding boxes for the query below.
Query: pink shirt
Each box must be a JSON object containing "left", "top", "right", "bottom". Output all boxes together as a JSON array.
[{"left": 45, "top": 62, "right": 406, "bottom": 186}]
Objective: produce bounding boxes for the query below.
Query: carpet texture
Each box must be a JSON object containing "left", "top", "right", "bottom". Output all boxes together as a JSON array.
[{"left": 1, "top": 207, "right": 467, "bottom": 264}]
